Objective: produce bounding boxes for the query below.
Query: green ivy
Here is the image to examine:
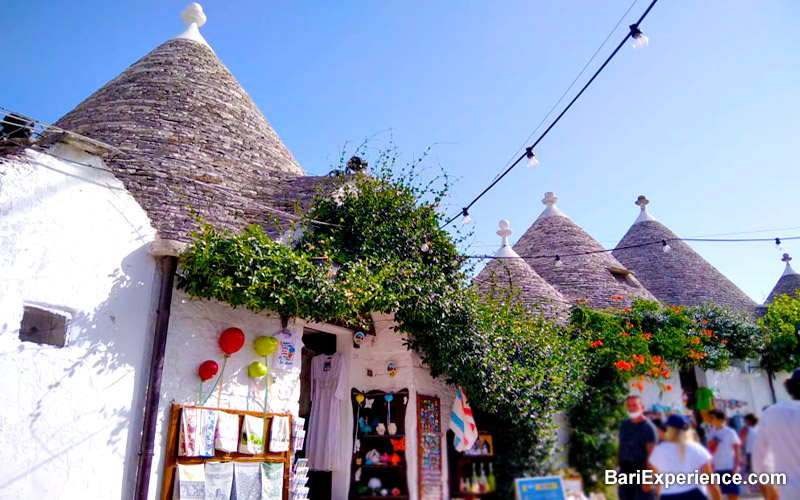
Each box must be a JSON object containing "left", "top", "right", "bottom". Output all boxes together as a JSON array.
[{"left": 759, "top": 291, "right": 800, "bottom": 373}]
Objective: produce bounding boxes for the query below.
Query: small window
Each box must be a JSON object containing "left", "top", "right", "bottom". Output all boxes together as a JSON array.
[
  {"left": 608, "top": 267, "right": 637, "bottom": 288},
  {"left": 19, "top": 305, "right": 70, "bottom": 347}
]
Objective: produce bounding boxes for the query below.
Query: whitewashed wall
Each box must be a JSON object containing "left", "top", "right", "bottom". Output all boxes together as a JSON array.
[
  {"left": 0, "top": 146, "right": 158, "bottom": 500},
  {"left": 703, "top": 367, "right": 792, "bottom": 415},
  {"left": 152, "top": 300, "right": 458, "bottom": 500}
]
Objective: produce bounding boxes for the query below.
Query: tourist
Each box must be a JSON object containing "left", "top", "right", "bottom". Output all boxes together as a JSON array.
[
  {"left": 753, "top": 367, "right": 800, "bottom": 500},
  {"left": 707, "top": 409, "right": 741, "bottom": 500},
  {"left": 648, "top": 414, "right": 723, "bottom": 500},
  {"left": 617, "top": 395, "right": 658, "bottom": 500},
  {"left": 739, "top": 414, "right": 758, "bottom": 484}
]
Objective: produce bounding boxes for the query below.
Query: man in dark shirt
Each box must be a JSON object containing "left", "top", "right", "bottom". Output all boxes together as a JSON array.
[{"left": 617, "top": 395, "right": 658, "bottom": 500}]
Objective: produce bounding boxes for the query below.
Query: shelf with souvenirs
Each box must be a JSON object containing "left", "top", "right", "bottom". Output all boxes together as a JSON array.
[
  {"left": 447, "top": 430, "right": 497, "bottom": 499},
  {"left": 162, "top": 404, "right": 293, "bottom": 500},
  {"left": 349, "top": 388, "right": 410, "bottom": 499}
]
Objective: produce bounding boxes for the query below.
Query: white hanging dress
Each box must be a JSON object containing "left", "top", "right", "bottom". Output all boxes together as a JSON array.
[{"left": 307, "top": 352, "right": 347, "bottom": 471}]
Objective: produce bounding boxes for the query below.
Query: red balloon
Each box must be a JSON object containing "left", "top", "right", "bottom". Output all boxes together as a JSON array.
[
  {"left": 219, "top": 327, "right": 245, "bottom": 355},
  {"left": 198, "top": 360, "right": 218, "bottom": 381}
]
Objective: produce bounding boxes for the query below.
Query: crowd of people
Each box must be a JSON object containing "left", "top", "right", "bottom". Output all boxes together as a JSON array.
[{"left": 616, "top": 368, "right": 800, "bottom": 500}]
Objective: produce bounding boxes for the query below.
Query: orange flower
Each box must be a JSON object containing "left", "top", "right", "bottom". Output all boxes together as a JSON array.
[
  {"left": 665, "top": 384, "right": 673, "bottom": 391},
  {"left": 662, "top": 361, "right": 669, "bottom": 368},
  {"left": 652, "top": 355, "right": 662, "bottom": 365},
  {"left": 643, "top": 332, "right": 652, "bottom": 341},
  {"left": 702, "top": 319, "right": 709, "bottom": 325},
  {"left": 614, "top": 360, "right": 628, "bottom": 370},
  {"left": 625, "top": 322, "right": 634, "bottom": 329},
  {"left": 653, "top": 367, "right": 661, "bottom": 377},
  {"left": 691, "top": 337, "right": 701, "bottom": 345},
  {"left": 662, "top": 369, "right": 671, "bottom": 378},
  {"left": 591, "top": 340, "right": 603, "bottom": 348},
  {"left": 637, "top": 382, "right": 644, "bottom": 392},
  {"left": 636, "top": 354, "right": 645, "bottom": 364},
  {"left": 624, "top": 308, "right": 631, "bottom": 312},
  {"left": 631, "top": 383, "right": 636, "bottom": 388},
  {"left": 640, "top": 375, "right": 645, "bottom": 381}
]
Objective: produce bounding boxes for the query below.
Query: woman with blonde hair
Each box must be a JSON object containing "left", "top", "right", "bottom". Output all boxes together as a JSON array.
[{"left": 647, "top": 414, "right": 722, "bottom": 500}]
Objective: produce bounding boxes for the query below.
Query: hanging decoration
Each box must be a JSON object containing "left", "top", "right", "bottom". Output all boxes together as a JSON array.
[
  {"left": 197, "top": 360, "right": 218, "bottom": 405},
  {"left": 248, "top": 361, "right": 268, "bottom": 378},
  {"left": 253, "top": 334, "right": 280, "bottom": 423},
  {"left": 353, "top": 393, "right": 365, "bottom": 452},
  {"left": 216, "top": 327, "right": 246, "bottom": 407},
  {"left": 386, "top": 361, "right": 398, "bottom": 378}
]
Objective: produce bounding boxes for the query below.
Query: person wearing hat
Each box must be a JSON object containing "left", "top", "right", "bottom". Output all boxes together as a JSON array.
[
  {"left": 647, "top": 414, "right": 722, "bottom": 500},
  {"left": 753, "top": 367, "right": 800, "bottom": 500}
]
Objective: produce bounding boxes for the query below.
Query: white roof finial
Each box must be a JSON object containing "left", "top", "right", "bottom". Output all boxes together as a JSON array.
[
  {"left": 182, "top": 3, "right": 207, "bottom": 27},
  {"left": 537, "top": 191, "right": 566, "bottom": 220},
  {"left": 633, "top": 195, "right": 657, "bottom": 224},
  {"left": 782, "top": 253, "right": 798, "bottom": 277},
  {"left": 174, "top": 3, "right": 212, "bottom": 49},
  {"left": 494, "top": 220, "right": 519, "bottom": 258}
]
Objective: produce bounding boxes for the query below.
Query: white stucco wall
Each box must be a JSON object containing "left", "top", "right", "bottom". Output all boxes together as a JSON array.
[
  {"left": 703, "top": 367, "right": 792, "bottom": 416},
  {"left": 152, "top": 299, "right": 458, "bottom": 500},
  {"left": 0, "top": 146, "right": 158, "bottom": 499}
]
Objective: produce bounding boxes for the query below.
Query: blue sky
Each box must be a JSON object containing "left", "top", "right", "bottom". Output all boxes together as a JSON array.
[{"left": 2, "top": 1, "right": 798, "bottom": 302}]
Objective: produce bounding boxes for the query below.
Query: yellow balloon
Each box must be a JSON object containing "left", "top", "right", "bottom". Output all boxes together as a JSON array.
[
  {"left": 248, "top": 361, "right": 268, "bottom": 378},
  {"left": 356, "top": 394, "right": 365, "bottom": 404},
  {"left": 254, "top": 336, "right": 279, "bottom": 356}
]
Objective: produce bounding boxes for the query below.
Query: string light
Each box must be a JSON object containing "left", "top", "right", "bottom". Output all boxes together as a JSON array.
[
  {"left": 629, "top": 23, "right": 649, "bottom": 49},
  {"left": 440, "top": 0, "right": 660, "bottom": 229},
  {"left": 462, "top": 208, "right": 471, "bottom": 225},
  {"left": 526, "top": 147, "right": 538, "bottom": 168},
  {"left": 775, "top": 238, "right": 783, "bottom": 251},
  {"left": 662, "top": 240, "right": 671, "bottom": 253},
  {"left": 421, "top": 241, "right": 430, "bottom": 253},
  {"left": 554, "top": 255, "right": 563, "bottom": 268}
]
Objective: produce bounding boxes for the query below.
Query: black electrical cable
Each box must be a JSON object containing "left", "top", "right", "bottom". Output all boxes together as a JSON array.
[{"left": 442, "top": 0, "right": 660, "bottom": 228}]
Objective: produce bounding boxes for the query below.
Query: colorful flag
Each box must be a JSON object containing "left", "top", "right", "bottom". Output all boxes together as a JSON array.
[{"left": 448, "top": 387, "right": 478, "bottom": 452}]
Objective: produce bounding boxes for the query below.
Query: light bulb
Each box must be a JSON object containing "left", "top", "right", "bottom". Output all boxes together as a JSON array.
[
  {"left": 462, "top": 208, "right": 471, "bottom": 225},
  {"left": 526, "top": 147, "right": 538, "bottom": 168},
  {"left": 630, "top": 24, "right": 649, "bottom": 49},
  {"left": 776, "top": 238, "right": 783, "bottom": 251},
  {"left": 421, "top": 241, "right": 430, "bottom": 253},
  {"left": 662, "top": 240, "right": 671, "bottom": 253},
  {"left": 554, "top": 255, "right": 563, "bottom": 268}
]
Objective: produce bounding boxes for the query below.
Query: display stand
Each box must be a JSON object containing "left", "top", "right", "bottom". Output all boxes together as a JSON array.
[
  {"left": 417, "top": 394, "right": 443, "bottom": 500},
  {"left": 349, "top": 389, "right": 410, "bottom": 499},
  {"left": 447, "top": 430, "right": 497, "bottom": 499},
  {"left": 161, "top": 404, "right": 293, "bottom": 500}
]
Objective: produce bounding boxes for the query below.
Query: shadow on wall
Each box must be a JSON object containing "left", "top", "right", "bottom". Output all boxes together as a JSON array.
[{"left": 0, "top": 243, "right": 157, "bottom": 500}]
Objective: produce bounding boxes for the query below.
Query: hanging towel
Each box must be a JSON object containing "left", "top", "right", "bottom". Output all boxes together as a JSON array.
[
  {"left": 199, "top": 409, "right": 218, "bottom": 458},
  {"left": 204, "top": 461, "right": 233, "bottom": 500},
  {"left": 269, "top": 416, "right": 291, "bottom": 453},
  {"left": 173, "top": 463, "right": 206, "bottom": 500},
  {"left": 448, "top": 386, "right": 479, "bottom": 452},
  {"left": 239, "top": 415, "right": 265, "bottom": 454},
  {"left": 260, "top": 462, "right": 284, "bottom": 500},
  {"left": 179, "top": 408, "right": 200, "bottom": 457},
  {"left": 231, "top": 462, "right": 260, "bottom": 500},
  {"left": 215, "top": 411, "right": 240, "bottom": 453}
]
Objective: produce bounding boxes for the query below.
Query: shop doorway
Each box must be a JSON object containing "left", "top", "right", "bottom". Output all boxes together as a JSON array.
[{"left": 299, "top": 330, "right": 337, "bottom": 500}]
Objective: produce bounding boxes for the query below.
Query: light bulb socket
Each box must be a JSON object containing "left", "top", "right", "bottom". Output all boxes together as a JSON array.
[
  {"left": 554, "top": 255, "right": 563, "bottom": 267},
  {"left": 776, "top": 237, "right": 783, "bottom": 250},
  {"left": 629, "top": 23, "right": 643, "bottom": 38},
  {"left": 525, "top": 147, "right": 535, "bottom": 159},
  {"left": 662, "top": 240, "right": 671, "bottom": 253},
  {"left": 461, "top": 207, "right": 471, "bottom": 225}
]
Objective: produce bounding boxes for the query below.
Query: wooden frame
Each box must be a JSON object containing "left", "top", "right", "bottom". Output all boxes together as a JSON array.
[
  {"left": 160, "top": 404, "right": 293, "bottom": 500},
  {"left": 416, "top": 394, "right": 442, "bottom": 500}
]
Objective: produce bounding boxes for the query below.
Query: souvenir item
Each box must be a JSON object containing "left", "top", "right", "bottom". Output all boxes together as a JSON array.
[
  {"left": 253, "top": 336, "right": 279, "bottom": 357},
  {"left": 174, "top": 463, "right": 205, "bottom": 500},
  {"left": 389, "top": 453, "right": 402, "bottom": 466},
  {"left": 358, "top": 417, "right": 372, "bottom": 434},
  {"left": 307, "top": 352, "right": 347, "bottom": 471},
  {"left": 386, "top": 361, "right": 398, "bottom": 377},
  {"left": 449, "top": 386, "right": 478, "bottom": 452},
  {"left": 248, "top": 361, "right": 267, "bottom": 378},
  {"left": 391, "top": 488, "right": 401, "bottom": 496},
  {"left": 198, "top": 360, "right": 218, "bottom": 381},
  {"left": 204, "top": 461, "right": 233, "bottom": 500},
  {"left": 368, "top": 477, "right": 382, "bottom": 492},
  {"left": 380, "top": 452, "right": 390, "bottom": 464},
  {"left": 387, "top": 423, "right": 397, "bottom": 435},
  {"left": 238, "top": 415, "right": 264, "bottom": 454},
  {"left": 260, "top": 462, "right": 283, "bottom": 500},
  {"left": 375, "top": 423, "right": 386, "bottom": 435},
  {"left": 353, "top": 331, "right": 365, "bottom": 345},
  {"left": 269, "top": 415, "right": 290, "bottom": 452},
  {"left": 391, "top": 436, "right": 405, "bottom": 452},
  {"left": 219, "top": 328, "right": 245, "bottom": 355},
  {"left": 364, "top": 398, "right": 374, "bottom": 409},
  {"left": 232, "top": 462, "right": 260, "bottom": 500},
  {"left": 380, "top": 489, "right": 388, "bottom": 496},
  {"left": 179, "top": 408, "right": 217, "bottom": 457},
  {"left": 214, "top": 411, "right": 239, "bottom": 453},
  {"left": 365, "top": 449, "right": 381, "bottom": 465}
]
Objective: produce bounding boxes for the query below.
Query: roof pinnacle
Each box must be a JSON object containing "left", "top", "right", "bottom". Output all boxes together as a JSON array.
[
  {"left": 782, "top": 253, "right": 798, "bottom": 277},
  {"left": 495, "top": 220, "right": 519, "bottom": 258},
  {"left": 175, "top": 3, "right": 212, "bottom": 49},
  {"left": 633, "top": 194, "right": 658, "bottom": 224},
  {"left": 537, "top": 191, "right": 566, "bottom": 220}
]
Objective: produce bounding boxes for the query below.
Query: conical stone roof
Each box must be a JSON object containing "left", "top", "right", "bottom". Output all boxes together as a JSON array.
[
  {"left": 513, "top": 192, "right": 656, "bottom": 309},
  {"left": 764, "top": 253, "right": 800, "bottom": 305},
  {"left": 613, "top": 196, "right": 756, "bottom": 314},
  {"left": 475, "top": 220, "right": 568, "bottom": 321},
  {"left": 53, "top": 6, "right": 306, "bottom": 242}
]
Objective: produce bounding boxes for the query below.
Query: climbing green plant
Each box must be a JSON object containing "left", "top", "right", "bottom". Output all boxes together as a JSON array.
[
  {"left": 567, "top": 299, "right": 765, "bottom": 493},
  {"left": 759, "top": 291, "right": 800, "bottom": 373},
  {"left": 177, "top": 146, "right": 584, "bottom": 494}
]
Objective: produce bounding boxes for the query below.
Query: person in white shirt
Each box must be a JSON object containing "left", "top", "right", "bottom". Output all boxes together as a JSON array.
[
  {"left": 648, "top": 414, "right": 722, "bottom": 500},
  {"left": 754, "top": 368, "right": 800, "bottom": 500},
  {"left": 707, "top": 409, "right": 741, "bottom": 500},
  {"left": 739, "top": 413, "right": 758, "bottom": 492}
]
